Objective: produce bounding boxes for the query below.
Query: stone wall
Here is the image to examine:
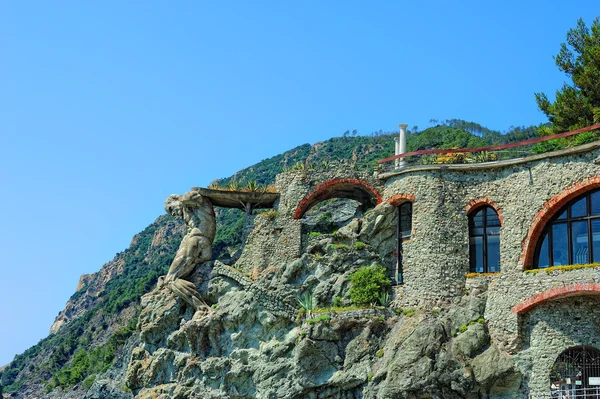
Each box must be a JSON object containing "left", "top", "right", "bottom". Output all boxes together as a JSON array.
[
  {"left": 238, "top": 144, "right": 600, "bottom": 396},
  {"left": 380, "top": 144, "right": 600, "bottom": 395}
]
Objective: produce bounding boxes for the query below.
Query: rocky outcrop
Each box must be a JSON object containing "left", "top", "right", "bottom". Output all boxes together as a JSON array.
[{"left": 122, "top": 210, "right": 521, "bottom": 398}]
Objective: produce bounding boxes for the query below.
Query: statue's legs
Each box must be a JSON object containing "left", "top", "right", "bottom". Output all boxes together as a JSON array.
[
  {"left": 167, "top": 278, "right": 208, "bottom": 312},
  {"left": 167, "top": 232, "right": 212, "bottom": 280}
]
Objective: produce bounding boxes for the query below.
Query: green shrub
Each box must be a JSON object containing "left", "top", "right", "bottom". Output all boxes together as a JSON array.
[
  {"left": 332, "top": 296, "right": 341, "bottom": 307},
  {"left": 306, "top": 314, "right": 330, "bottom": 324},
  {"left": 353, "top": 241, "right": 367, "bottom": 250},
  {"left": 349, "top": 265, "right": 390, "bottom": 306},
  {"left": 459, "top": 324, "right": 468, "bottom": 333},
  {"left": 376, "top": 349, "right": 384, "bottom": 358},
  {"left": 331, "top": 243, "right": 350, "bottom": 251},
  {"left": 308, "top": 232, "right": 321, "bottom": 238}
]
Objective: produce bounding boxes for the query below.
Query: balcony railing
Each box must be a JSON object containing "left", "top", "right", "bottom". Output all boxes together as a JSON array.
[{"left": 377, "top": 123, "right": 600, "bottom": 174}]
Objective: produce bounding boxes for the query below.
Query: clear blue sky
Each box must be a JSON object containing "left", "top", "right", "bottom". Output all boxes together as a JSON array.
[{"left": 0, "top": 1, "right": 597, "bottom": 366}]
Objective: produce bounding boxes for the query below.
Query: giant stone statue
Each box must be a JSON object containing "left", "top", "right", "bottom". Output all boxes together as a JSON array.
[{"left": 159, "top": 190, "right": 216, "bottom": 315}]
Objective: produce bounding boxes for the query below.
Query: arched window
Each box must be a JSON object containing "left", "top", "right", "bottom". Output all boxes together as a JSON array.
[
  {"left": 395, "top": 202, "right": 412, "bottom": 284},
  {"left": 535, "top": 189, "right": 600, "bottom": 268},
  {"left": 469, "top": 206, "right": 501, "bottom": 273}
]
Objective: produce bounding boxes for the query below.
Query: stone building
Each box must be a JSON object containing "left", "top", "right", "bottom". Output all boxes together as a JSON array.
[{"left": 263, "top": 140, "right": 600, "bottom": 397}]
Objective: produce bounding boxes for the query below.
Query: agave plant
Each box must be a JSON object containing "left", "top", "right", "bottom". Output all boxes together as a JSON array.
[
  {"left": 378, "top": 291, "right": 392, "bottom": 307},
  {"left": 228, "top": 180, "right": 240, "bottom": 191},
  {"left": 297, "top": 293, "right": 314, "bottom": 318},
  {"left": 245, "top": 180, "right": 259, "bottom": 192}
]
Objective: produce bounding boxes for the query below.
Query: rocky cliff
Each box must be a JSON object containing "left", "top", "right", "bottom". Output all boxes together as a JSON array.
[
  {"left": 94, "top": 204, "right": 520, "bottom": 399},
  {"left": 1, "top": 124, "right": 537, "bottom": 398}
]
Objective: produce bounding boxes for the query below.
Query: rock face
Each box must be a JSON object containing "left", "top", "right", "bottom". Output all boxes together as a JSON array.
[{"left": 120, "top": 208, "right": 521, "bottom": 399}]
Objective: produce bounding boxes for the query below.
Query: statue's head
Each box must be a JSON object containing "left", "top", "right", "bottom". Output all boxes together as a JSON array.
[{"left": 164, "top": 194, "right": 183, "bottom": 217}]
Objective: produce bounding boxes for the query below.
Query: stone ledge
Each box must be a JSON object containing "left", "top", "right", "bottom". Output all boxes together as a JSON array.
[{"left": 511, "top": 282, "right": 600, "bottom": 314}]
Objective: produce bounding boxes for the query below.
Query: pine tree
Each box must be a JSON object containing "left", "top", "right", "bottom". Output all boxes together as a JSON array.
[{"left": 535, "top": 17, "right": 600, "bottom": 134}]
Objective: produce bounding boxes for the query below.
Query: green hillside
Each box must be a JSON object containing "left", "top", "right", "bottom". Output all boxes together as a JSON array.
[{"left": 0, "top": 120, "right": 541, "bottom": 396}]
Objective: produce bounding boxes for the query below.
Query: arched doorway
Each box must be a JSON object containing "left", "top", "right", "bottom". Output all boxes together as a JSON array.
[{"left": 550, "top": 346, "right": 600, "bottom": 398}]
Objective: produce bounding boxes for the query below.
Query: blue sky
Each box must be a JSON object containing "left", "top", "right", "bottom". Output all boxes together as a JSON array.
[{"left": 0, "top": 1, "right": 597, "bottom": 366}]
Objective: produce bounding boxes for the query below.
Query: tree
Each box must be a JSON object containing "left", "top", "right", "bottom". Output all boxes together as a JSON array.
[{"left": 535, "top": 17, "right": 600, "bottom": 134}]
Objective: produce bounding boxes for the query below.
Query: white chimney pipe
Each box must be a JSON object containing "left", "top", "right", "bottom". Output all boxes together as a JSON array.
[
  {"left": 398, "top": 123, "right": 408, "bottom": 168},
  {"left": 393, "top": 137, "right": 400, "bottom": 169}
]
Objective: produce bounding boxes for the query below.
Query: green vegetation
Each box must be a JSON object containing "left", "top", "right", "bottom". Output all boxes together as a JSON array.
[
  {"left": 306, "top": 315, "right": 331, "bottom": 324},
  {"left": 353, "top": 241, "right": 367, "bottom": 250},
  {"left": 332, "top": 296, "right": 341, "bottom": 307},
  {"left": 211, "top": 121, "right": 540, "bottom": 258},
  {"left": 5, "top": 119, "right": 544, "bottom": 394},
  {"left": 331, "top": 243, "right": 350, "bottom": 251},
  {"left": 308, "top": 231, "right": 321, "bottom": 238},
  {"left": 376, "top": 349, "right": 385, "bottom": 358},
  {"left": 524, "top": 262, "right": 600, "bottom": 275},
  {"left": 535, "top": 17, "right": 600, "bottom": 135},
  {"left": 349, "top": 265, "right": 391, "bottom": 306},
  {"left": 378, "top": 291, "right": 392, "bottom": 307},
  {"left": 395, "top": 308, "right": 415, "bottom": 317},
  {"left": 297, "top": 294, "right": 315, "bottom": 318}
]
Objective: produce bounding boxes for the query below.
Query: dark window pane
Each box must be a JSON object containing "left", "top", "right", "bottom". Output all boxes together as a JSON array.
[
  {"left": 556, "top": 210, "right": 567, "bottom": 220},
  {"left": 486, "top": 209, "right": 501, "bottom": 227},
  {"left": 593, "top": 220, "right": 600, "bottom": 263},
  {"left": 472, "top": 209, "right": 484, "bottom": 227},
  {"left": 486, "top": 226, "right": 500, "bottom": 236},
  {"left": 472, "top": 227, "right": 484, "bottom": 236},
  {"left": 470, "top": 236, "right": 484, "bottom": 273},
  {"left": 592, "top": 191, "right": 600, "bottom": 215},
  {"left": 571, "top": 221, "right": 589, "bottom": 264},
  {"left": 486, "top": 235, "right": 500, "bottom": 272},
  {"left": 571, "top": 197, "right": 588, "bottom": 218},
  {"left": 400, "top": 203, "right": 412, "bottom": 238},
  {"left": 538, "top": 233, "right": 550, "bottom": 268},
  {"left": 552, "top": 223, "right": 569, "bottom": 266}
]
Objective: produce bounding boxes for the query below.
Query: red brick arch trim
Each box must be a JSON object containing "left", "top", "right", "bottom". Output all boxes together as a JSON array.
[
  {"left": 387, "top": 193, "right": 416, "bottom": 206},
  {"left": 465, "top": 198, "right": 504, "bottom": 225},
  {"left": 512, "top": 283, "right": 600, "bottom": 314},
  {"left": 520, "top": 176, "right": 600, "bottom": 269},
  {"left": 293, "top": 178, "right": 382, "bottom": 219}
]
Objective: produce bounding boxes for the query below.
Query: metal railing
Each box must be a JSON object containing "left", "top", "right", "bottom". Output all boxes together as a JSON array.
[
  {"left": 377, "top": 123, "right": 600, "bottom": 173},
  {"left": 529, "top": 387, "right": 600, "bottom": 398}
]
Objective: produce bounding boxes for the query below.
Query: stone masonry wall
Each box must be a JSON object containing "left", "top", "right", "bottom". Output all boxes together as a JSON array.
[
  {"left": 251, "top": 145, "right": 600, "bottom": 396},
  {"left": 382, "top": 145, "right": 600, "bottom": 396}
]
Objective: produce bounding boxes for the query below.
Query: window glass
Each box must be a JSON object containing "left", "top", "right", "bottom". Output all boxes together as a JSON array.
[
  {"left": 538, "top": 233, "right": 550, "bottom": 268},
  {"left": 472, "top": 209, "right": 484, "bottom": 227},
  {"left": 593, "top": 220, "right": 600, "bottom": 263},
  {"left": 486, "top": 235, "right": 500, "bottom": 272},
  {"left": 470, "top": 236, "right": 484, "bottom": 273},
  {"left": 469, "top": 205, "right": 501, "bottom": 273},
  {"left": 535, "top": 190, "right": 600, "bottom": 269},
  {"left": 571, "top": 221, "right": 589, "bottom": 264},
  {"left": 552, "top": 223, "right": 569, "bottom": 266},
  {"left": 486, "top": 210, "right": 501, "bottom": 227},
  {"left": 571, "top": 197, "right": 587, "bottom": 218},
  {"left": 592, "top": 191, "right": 600, "bottom": 215},
  {"left": 400, "top": 203, "right": 412, "bottom": 239}
]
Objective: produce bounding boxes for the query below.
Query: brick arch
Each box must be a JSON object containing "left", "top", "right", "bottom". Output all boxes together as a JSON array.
[
  {"left": 521, "top": 176, "right": 600, "bottom": 269},
  {"left": 293, "top": 178, "right": 382, "bottom": 219},
  {"left": 465, "top": 198, "right": 504, "bottom": 225},
  {"left": 387, "top": 193, "right": 416, "bottom": 206},
  {"left": 512, "top": 283, "right": 600, "bottom": 314}
]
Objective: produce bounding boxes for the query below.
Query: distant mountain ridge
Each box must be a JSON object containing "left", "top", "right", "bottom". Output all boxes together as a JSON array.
[{"left": 0, "top": 120, "right": 541, "bottom": 398}]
